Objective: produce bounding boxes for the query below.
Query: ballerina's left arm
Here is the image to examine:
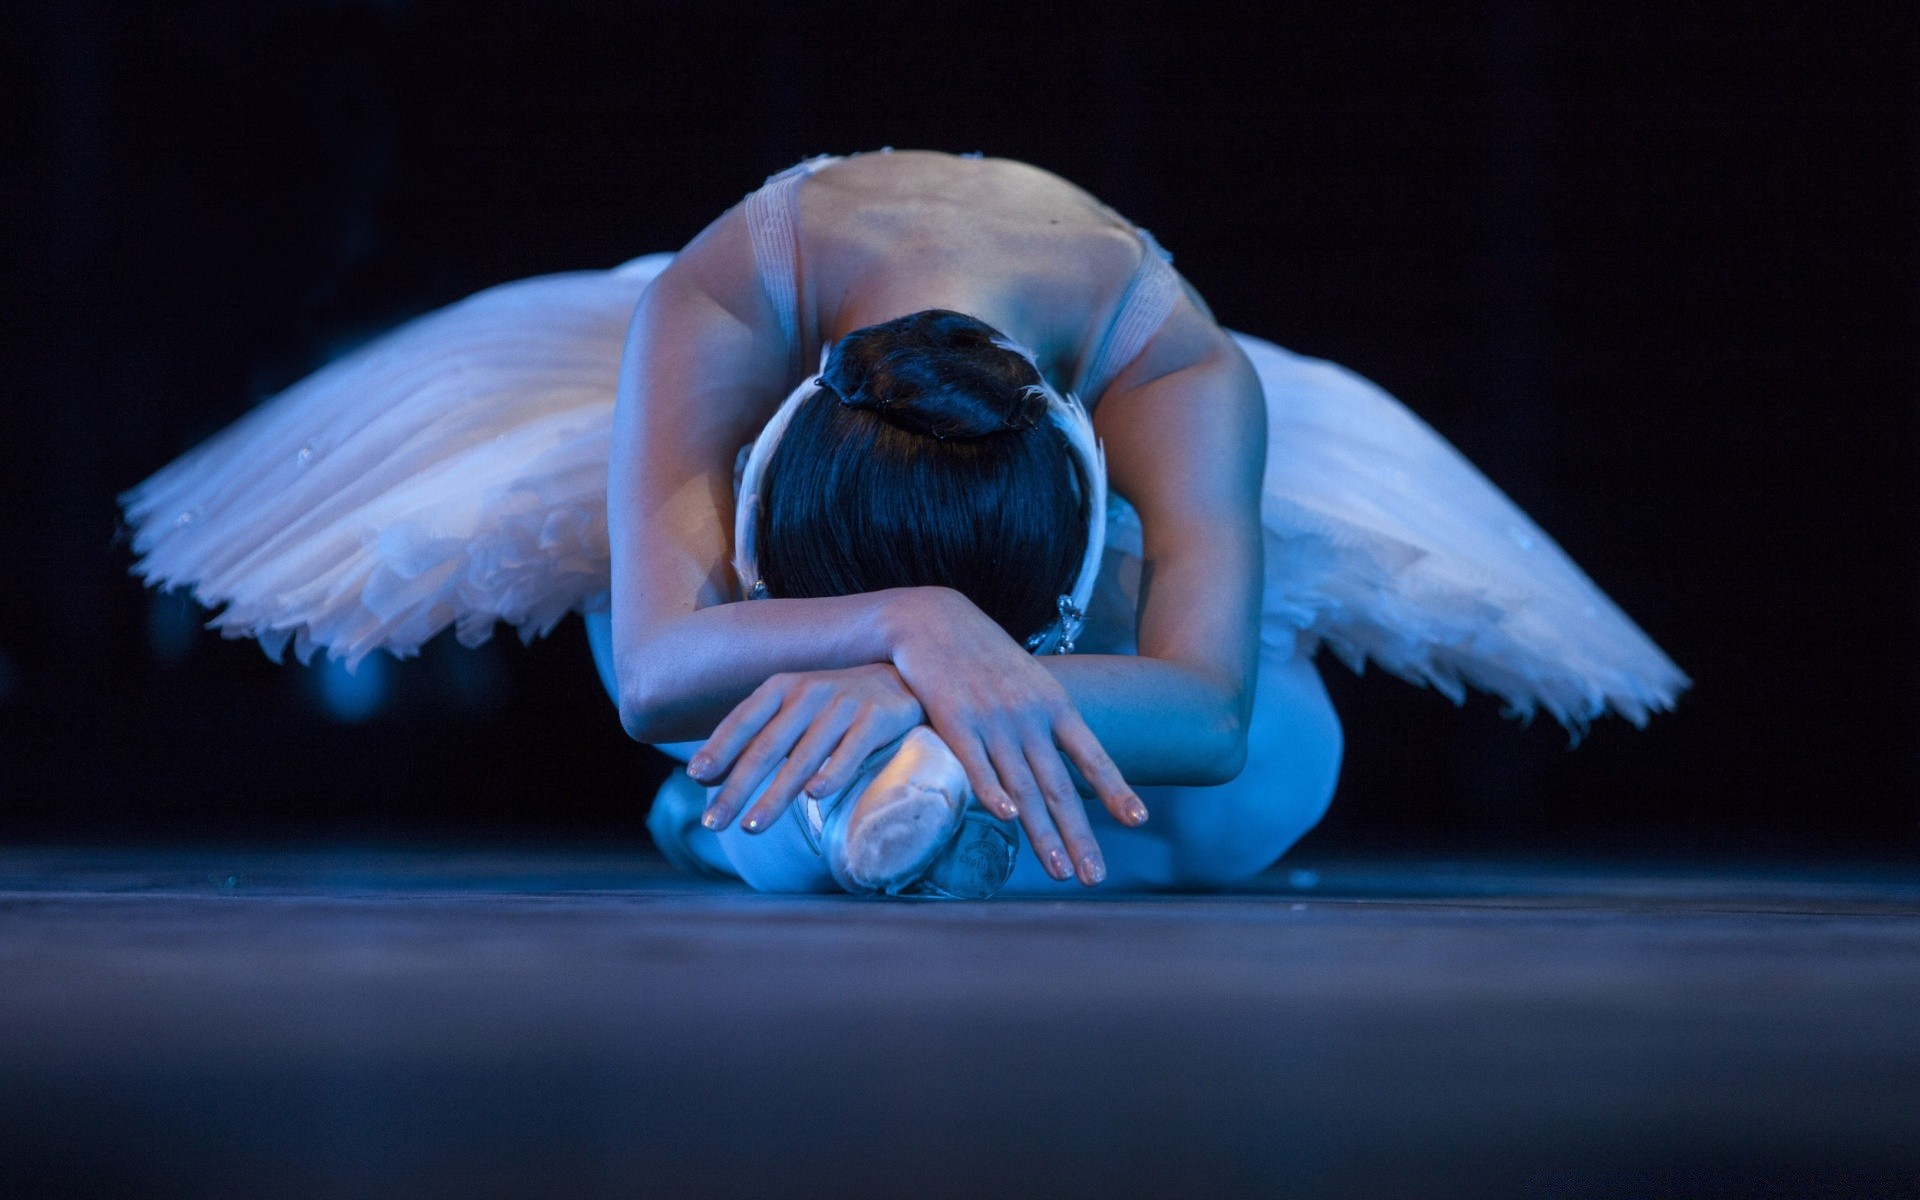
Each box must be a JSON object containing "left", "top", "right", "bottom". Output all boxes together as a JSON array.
[{"left": 1042, "top": 310, "right": 1268, "bottom": 789}]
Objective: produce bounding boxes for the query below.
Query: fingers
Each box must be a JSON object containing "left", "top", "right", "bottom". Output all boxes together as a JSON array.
[
  {"left": 935, "top": 725, "right": 1022, "bottom": 824},
  {"left": 701, "top": 697, "right": 814, "bottom": 830},
  {"left": 735, "top": 701, "right": 859, "bottom": 834},
  {"left": 987, "top": 734, "right": 1074, "bottom": 882},
  {"left": 1053, "top": 709, "right": 1148, "bottom": 828},
  {"left": 804, "top": 715, "right": 898, "bottom": 800},
  {"left": 1025, "top": 734, "right": 1105, "bottom": 886},
  {"left": 689, "top": 675, "right": 789, "bottom": 785}
]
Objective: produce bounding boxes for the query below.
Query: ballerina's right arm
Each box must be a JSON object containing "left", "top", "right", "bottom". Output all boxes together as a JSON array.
[{"left": 607, "top": 206, "right": 910, "bottom": 743}]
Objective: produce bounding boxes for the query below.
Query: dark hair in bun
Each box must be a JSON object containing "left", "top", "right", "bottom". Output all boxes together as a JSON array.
[{"left": 758, "top": 310, "right": 1088, "bottom": 643}]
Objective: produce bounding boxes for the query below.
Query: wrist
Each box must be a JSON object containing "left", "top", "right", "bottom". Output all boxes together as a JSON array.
[{"left": 874, "top": 586, "right": 960, "bottom": 662}]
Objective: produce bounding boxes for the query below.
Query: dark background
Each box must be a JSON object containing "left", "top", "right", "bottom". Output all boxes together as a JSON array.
[{"left": 1, "top": 0, "right": 1913, "bottom": 859}]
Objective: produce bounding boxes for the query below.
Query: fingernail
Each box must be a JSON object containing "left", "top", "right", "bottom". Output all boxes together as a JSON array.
[
  {"left": 1048, "top": 848, "right": 1072, "bottom": 879},
  {"left": 700, "top": 808, "right": 724, "bottom": 830},
  {"left": 688, "top": 758, "right": 713, "bottom": 781},
  {"left": 999, "top": 801, "right": 1020, "bottom": 820},
  {"left": 741, "top": 815, "right": 761, "bottom": 833},
  {"left": 1080, "top": 855, "right": 1106, "bottom": 885},
  {"left": 803, "top": 778, "right": 827, "bottom": 799},
  {"left": 1127, "top": 802, "right": 1149, "bottom": 825}
]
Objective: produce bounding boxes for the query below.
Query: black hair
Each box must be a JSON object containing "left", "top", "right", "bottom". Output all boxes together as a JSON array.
[{"left": 756, "top": 309, "right": 1089, "bottom": 644}]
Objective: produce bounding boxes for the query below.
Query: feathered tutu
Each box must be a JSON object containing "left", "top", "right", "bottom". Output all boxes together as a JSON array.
[{"left": 122, "top": 252, "right": 1686, "bottom": 732}]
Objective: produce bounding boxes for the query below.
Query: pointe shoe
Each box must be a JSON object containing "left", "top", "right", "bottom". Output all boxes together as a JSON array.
[
  {"left": 817, "top": 726, "right": 1017, "bottom": 899},
  {"left": 907, "top": 803, "right": 1021, "bottom": 900}
]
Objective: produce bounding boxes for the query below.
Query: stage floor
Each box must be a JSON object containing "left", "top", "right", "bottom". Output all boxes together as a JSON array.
[{"left": 3, "top": 846, "right": 1917, "bottom": 1198}]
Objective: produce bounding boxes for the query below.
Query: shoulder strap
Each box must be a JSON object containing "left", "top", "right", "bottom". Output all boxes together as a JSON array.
[
  {"left": 743, "top": 155, "right": 840, "bottom": 380},
  {"left": 1075, "top": 228, "right": 1181, "bottom": 404}
]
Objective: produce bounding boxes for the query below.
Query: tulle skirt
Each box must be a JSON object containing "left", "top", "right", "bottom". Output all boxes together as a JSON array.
[{"left": 122, "top": 252, "right": 1686, "bottom": 734}]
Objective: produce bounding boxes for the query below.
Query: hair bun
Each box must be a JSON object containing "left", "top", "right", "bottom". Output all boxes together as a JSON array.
[{"left": 821, "top": 310, "right": 1048, "bottom": 440}]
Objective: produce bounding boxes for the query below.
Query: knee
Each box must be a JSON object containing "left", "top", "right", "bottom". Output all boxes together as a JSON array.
[
  {"left": 1167, "top": 657, "right": 1344, "bottom": 888},
  {"left": 645, "top": 767, "right": 706, "bottom": 847},
  {"left": 1168, "top": 779, "right": 1335, "bottom": 889}
]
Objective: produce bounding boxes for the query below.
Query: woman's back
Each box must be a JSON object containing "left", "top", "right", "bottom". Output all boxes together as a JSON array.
[{"left": 727, "top": 149, "right": 1198, "bottom": 400}]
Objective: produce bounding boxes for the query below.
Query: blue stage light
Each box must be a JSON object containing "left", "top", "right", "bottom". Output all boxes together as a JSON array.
[
  {"left": 313, "top": 651, "right": 391, "bottom": 723},
  {"left": 147, "top": 591, "right": 200, "bottom": 666}
]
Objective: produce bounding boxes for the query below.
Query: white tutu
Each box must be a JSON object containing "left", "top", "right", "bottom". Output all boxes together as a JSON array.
[{"left": 122, "top": 252, "right": 1685, "bottom": 732}]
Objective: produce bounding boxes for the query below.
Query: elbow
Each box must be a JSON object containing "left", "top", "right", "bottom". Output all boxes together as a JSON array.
[
  {"left": 596, "top": 623, "right": 669, "bottom": 743},
  {"left": 617, "top": 687, "right": 660, "bottom": 745},
  {"left": 588, "top": 611, "right": 670, "bottom": 743},
  {"left": 1190, "top": 701, "right": 1250, "bottom": 787},
  {"left": 1200, "top": 733, "right": 1250, "bottom": 788},
  {"left": 615, "top": 661, "right": 681, "bottom": 745},
  {"left": 619, "top": 698, "right": 665, "bottom": 746}
]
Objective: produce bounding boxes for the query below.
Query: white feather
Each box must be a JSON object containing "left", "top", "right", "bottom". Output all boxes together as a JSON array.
[{"left": 118, "top": 251, "right": 1684, "bottom": 731}]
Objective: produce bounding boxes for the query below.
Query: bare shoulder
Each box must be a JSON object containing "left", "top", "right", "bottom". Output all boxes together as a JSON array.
[
  {"left": 1094, "top": 309, "right": 1265, "bottom": 508},
  {"left": 615, "top": 198, "right": 793, "bottom": 462},
  {"left": 646, "top": 197, "right": 781, "bottom": 335},
  {"left": 1110, "top": 301, "right": 1244, "bottom": 394}
]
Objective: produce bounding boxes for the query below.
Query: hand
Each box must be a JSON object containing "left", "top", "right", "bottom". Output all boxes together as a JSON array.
[
  {"left": 885, "top": 587, "right": 1148, "bottom": 886},
  {"left": 688, "top": 663, "right": 925, "bottom": 835}
]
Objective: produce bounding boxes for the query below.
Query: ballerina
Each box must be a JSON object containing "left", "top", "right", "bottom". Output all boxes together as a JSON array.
[{"left": 121, "top": 149, "right": 1686, "bottom": 897}]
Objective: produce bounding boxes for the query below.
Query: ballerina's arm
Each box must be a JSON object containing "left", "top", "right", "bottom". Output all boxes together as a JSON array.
[
  {"left": 1039, "top": 306, "right": 1270, "bottom": 788},
  {"left": 607, "top": 209, "right": 909, "bottom": 741}
]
